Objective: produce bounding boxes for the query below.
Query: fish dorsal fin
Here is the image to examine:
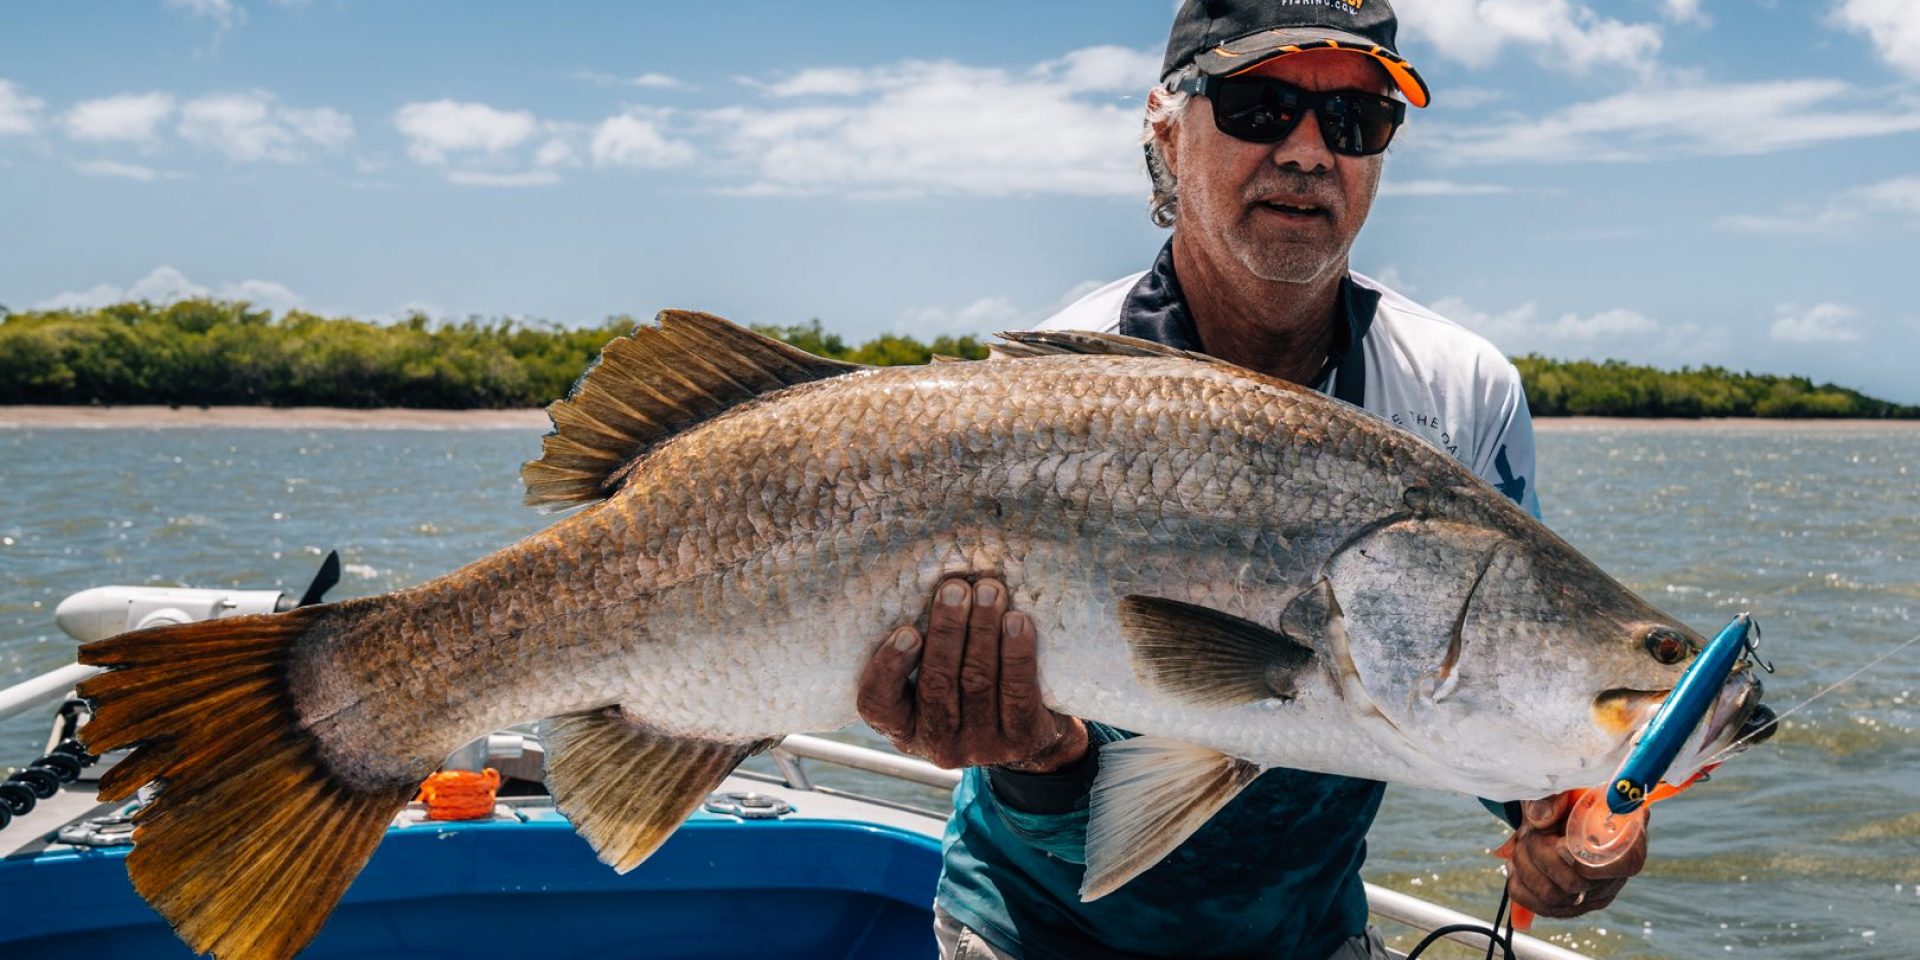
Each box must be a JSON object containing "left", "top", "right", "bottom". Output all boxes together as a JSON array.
[
  {"left": 1081, "top": 737, "right": 1261, "bottom": 901},
  {"left": 1120, "top": 595, "right": 1318, "bottom": 706},
  {"left": 543, "top": 706, "right": 773, "bottom": 873},
  {"left": 991, "top": 329, "right": 1217, "bottom": 362},
  {"left": 522, "top": 310, "right": 865, "bottom": 511}
]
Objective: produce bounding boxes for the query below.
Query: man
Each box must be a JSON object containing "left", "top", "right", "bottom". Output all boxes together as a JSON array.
[{"left": 859, "top": 2, "right": 1647, "bottom": 957}]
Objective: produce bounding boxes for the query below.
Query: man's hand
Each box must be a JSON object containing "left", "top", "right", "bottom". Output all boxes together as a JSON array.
[
  {"left": 1506, "top": 794, "right": 1646, "bottom": 918},
  {"left": 857, "top": 576, "right": 1088, "bottom": 772}
]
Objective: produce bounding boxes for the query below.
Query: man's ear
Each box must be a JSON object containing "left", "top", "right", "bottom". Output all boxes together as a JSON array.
[{"left": 1147, "top": 89, "right": 1180, "bottom": 179}]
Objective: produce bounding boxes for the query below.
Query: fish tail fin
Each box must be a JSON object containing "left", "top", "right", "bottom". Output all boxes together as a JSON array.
[{"left": 77, "top": 608, "right": 418, "bottom": 960}]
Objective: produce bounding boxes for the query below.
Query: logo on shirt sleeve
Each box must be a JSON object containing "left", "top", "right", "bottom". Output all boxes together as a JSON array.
[{"left": 1492, "top": 445, "right": 1527, "bottom": 506}]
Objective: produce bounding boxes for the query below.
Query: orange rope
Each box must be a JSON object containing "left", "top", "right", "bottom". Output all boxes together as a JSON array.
[{"left": 416, "top": 768, "right": 502, "bottom": 820}]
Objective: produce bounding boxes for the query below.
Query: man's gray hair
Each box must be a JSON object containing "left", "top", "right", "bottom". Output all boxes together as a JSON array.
[{"left": 1143, "top": 64, "right": 1198, "bottom": 229}]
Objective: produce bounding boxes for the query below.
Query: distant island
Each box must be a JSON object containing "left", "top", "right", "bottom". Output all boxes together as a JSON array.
[{"left": 2, "top": 300, "right": 1914, "bottom": 419}]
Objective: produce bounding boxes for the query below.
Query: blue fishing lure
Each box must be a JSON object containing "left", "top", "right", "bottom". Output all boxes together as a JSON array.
[{"left": 1605, "top": 614, "right": 1757, "bottom": 815}]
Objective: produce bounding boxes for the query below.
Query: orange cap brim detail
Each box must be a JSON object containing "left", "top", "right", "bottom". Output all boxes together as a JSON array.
[{"left": 1212, "top": 39, "right": 1431, "bottom": 109}]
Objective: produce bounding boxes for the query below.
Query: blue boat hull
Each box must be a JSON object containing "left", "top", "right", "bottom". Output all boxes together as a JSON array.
[{"left": 0, "top": 813, "right": 941, "bottom": 959}]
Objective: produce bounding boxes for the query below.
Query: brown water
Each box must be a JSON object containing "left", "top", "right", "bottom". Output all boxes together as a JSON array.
[{"left": 2, "top": 421, "right": 1916, "bottom": 958}]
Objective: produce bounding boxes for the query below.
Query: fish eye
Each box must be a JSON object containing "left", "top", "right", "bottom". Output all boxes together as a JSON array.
[{"left": 1643, "top": 628, "right": 1690, "bottom": 665}]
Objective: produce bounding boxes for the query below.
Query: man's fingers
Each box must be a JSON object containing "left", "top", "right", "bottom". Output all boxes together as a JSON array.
[
  {"left": 1509, "top": 831, "right": 1588, "bottom": 915},
  {"left": 914, "top": 578, "right": 972, "bottom": 758},
  {"left": 957, "top": 579, "right": 1008, "bottom": 763},
  {"left": 856, "top": 626, "right": 922, "bottom": 745},
  {"left": 998, "top": 610, "right": 1055, "bottom": 746},
  {"left": 1523, "top": 793, "right": 1573, "bottom": 830}
]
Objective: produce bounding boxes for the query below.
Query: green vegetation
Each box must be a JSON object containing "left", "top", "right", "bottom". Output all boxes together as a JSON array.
[
  {"left": 1511, "top": 355, "right": 1918, "bottom": 419},
  {"left": 0, "top": 302, "right": 987, "bottom": 408},
  {"left": 0, "top": 299, "right": 1910, "bottom": 417}
]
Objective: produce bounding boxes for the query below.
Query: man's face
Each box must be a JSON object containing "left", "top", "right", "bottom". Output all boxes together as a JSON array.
[{"left": 1158, "top": 50, "right": 1390, "bottom": 286}]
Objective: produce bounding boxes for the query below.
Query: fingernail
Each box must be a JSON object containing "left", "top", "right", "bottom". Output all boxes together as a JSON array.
[
  {"left": 939, "top": 581, "right": 968, "bottom": 606},
  {"left": 892, "top": 627, "right": 920, "bottom": 652},
  {"left": 1004, "top": 611, "right": 1028, "bottom": 634},
  {"left": 1523, "top": 798, "right": 1558, "bottom": 827},
  {"left": 975, "top": 582, "right": 1000, "bottom": 606}
]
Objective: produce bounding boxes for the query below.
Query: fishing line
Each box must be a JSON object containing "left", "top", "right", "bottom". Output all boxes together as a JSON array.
[{"left": 1694, "top": 628, "right": 1920, "bottom": 771}]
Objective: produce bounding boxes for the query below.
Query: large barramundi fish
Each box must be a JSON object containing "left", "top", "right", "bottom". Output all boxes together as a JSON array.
[{"left": 78, "top": 312, "right": 1767, "bottom": 959}]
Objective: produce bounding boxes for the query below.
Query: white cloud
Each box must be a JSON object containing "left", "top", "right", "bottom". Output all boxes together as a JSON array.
[
  {"left": 1433, "top": 295, "right": 1724, "bottom": 363},
  {"left": 1770, "top": 303, "right": 1862, "bottom": 343},
  {"left": 34, "top": 266, "right": 302, "bottom": 311},
  {"left": 626, "top": 72, "right": 682, "bottom": 90},
  {"left": 72, "top": 159, "right": 185, "bottom": 181},
  {"left": 590, "top": 112, "right": 695, "bottom": 168},
  {"left": 533, "top": 137, "right": 578, "bottom": 168},
  {"left": 1379, "top": 178, "right": 1515, "bottom": 197},
  {"left": 710, "top": 51, "right": 1148, "bottom": 197},
  {"left": 281, "top": 106, "right": 353, "bottom": 148},
  {"left": 0, "top": 79, "right": 45, "bottom": 136},
  {"left": 1428, "top": 78, "right": 1920, "bottom": 165},
  {"left": 446, "top": 170, "right": 562, "bottom": 187},
  {"left": 1366, "top": 265, "right": 1416, "bottom": 294},
  {"left": 1396, "top": 0, "right": 1663, "bottom": 74},
  {"left": 573, "top": 69, "right": 684, "bottom": 90},
  {"left": 164, "top": 0, "right": 239, "bottom": 28},
  {"left": 1663, "top": 0, "right": 1707, "bottom": 25},
  {"left": 756, "top": 68, "right": 877, "bottom": 98},
  {"left": 1035, "top": 45, "right": 1163, "bottom": 93},
  {"left": 1833, "top": 0, "right": 1920, "bottom": 78},
  {"left": 63, "top": 92, "right": 176, "bottom": 143},
  {"left": 178, "top": 92, "right": 352, "bottom": 161},
  {"left": 898, "top": 297, "right": 1026, "bottom": 338},
  {"left": 393, "top": 100, "right": 537, "bottom": 164},
  {"left": 1719, "top": 174, "right": 1920, "bottom": 234}
]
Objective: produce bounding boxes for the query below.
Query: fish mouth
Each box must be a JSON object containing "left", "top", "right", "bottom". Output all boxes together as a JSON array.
[{"left": 1666, "top": 665, "right": 1771, "bottom": 781}]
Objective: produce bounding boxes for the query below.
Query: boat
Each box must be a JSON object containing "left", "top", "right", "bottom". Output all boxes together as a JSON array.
[{"left": 0, "top": 569, "right": 1594, "bottom": 960}]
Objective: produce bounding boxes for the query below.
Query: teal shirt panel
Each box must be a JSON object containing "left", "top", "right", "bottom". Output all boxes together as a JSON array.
[{"left": 936, "top": 724, "right": 1384, "bottom": 960}]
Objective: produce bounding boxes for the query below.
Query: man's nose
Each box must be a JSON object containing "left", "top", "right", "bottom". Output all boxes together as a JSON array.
[{"left": 1270, "top": 109, "right": 1334, "bottom": 174}]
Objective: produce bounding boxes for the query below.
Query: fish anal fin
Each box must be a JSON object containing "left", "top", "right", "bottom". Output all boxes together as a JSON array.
[
  {"left": 522, "top": 311, "right": 866, "bottom": 512},
  {"left": 992, "top": 329, "right": 1217, "bottom": 362},
  {"left": 543, "top": 706, "right": 772, "bottom": 873},
  {"left": 1081, "top": 738, "right": 1261, "bottom": 901},
  {"left": 1120, "top": 595, "right": 1316, "bottom": 706}
]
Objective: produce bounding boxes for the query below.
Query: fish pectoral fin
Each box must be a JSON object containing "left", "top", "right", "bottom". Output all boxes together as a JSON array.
[
  {"left": 543, "top": 707, "right": 774, "bottom": 873},
  {"left": 1120, "top": 595, "right": 1316, "bottom": 706},
  {"left": 1080, "top": 738, "right": 1261, "bottom": 901},
  {"left": 992, "top": 329, "right": 1217, "bottom": 362},
  {"left": 522, "top": 310, "right": 866, "bottom": 512}
]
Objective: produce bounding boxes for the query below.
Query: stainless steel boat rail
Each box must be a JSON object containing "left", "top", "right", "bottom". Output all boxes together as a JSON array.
[
  {"left": 0, "top": 669, "right": 1592, "bottom": 960},
  {"left": 775, "top": 734, "right": 1593, "bottom": 960},
  {"left": 0, "top": 663, "right": 99, "bottom": 722}
]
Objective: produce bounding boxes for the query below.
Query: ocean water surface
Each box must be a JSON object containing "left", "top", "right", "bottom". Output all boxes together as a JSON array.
[{"left": 1, "top": 421, "right": 1915, "bottom": 959}]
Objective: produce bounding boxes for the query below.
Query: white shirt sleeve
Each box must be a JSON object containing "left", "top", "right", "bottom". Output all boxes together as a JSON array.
[{"left": 1470, "top": 363, "right": 1543, "bottom": 520}]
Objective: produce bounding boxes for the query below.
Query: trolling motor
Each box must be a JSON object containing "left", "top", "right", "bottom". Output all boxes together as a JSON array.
[{"left": 52, "top": 551, "right": 340, "bottom": 643}]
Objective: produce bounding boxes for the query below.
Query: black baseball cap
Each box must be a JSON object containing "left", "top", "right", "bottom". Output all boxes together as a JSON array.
[{"left": 1163, "top": 0, "right": 1431, "bottom": 108}]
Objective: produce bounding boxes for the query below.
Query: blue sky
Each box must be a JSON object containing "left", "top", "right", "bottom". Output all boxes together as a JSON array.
[{"left": 3, "top": 0, "right": 1918, "bottom": 402}]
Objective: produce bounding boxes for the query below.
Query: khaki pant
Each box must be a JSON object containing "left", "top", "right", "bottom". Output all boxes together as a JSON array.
[{"left": 933, "top": 908, "right": 1390, "bottom": 960}]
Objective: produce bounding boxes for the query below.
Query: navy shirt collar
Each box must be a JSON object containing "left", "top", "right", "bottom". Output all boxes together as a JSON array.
[{"left": 1117, "top": 240, "right": 1378, "bottom": 407}]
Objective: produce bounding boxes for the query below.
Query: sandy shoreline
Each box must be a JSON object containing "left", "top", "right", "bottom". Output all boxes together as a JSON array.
[
  {"left": 0, "top": 405, "right": 1913, "bottom": 430},
  {"left": 0, "top": 405, "right": 551, "bottom": 429}
]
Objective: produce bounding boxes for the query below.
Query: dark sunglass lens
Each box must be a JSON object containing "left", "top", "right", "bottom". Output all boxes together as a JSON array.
[
  {"left": 1324, "top": 97, "right": 1398, "bottom": 156},
  {"left": 1213, "top": 80, "right": 1299, "bottom": 142}
]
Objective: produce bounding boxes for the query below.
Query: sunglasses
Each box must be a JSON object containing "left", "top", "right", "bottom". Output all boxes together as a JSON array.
[{"left": 1174, "top": 74, "right": 1406, "bottom": 157}]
